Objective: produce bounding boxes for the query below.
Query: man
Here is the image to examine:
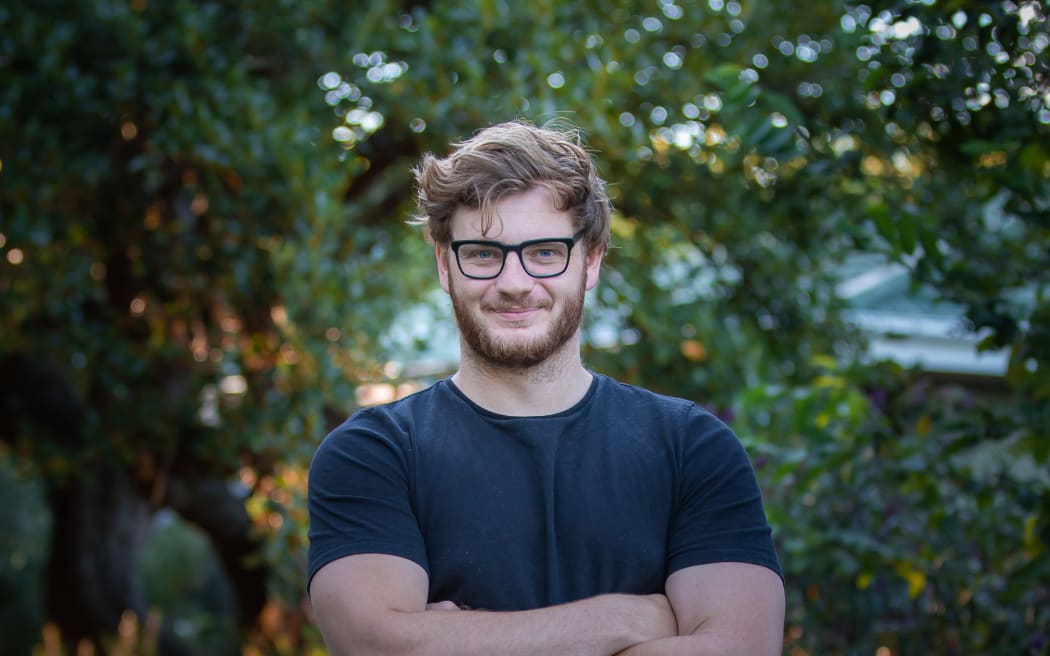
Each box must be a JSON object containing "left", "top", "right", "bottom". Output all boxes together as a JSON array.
[{"left": 308, "top": 120, "right": 784, "bottom": 655}]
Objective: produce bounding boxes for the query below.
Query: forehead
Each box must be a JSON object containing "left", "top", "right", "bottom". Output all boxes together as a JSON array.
[{"left": 450, "top": 186, "right": 574, "bottom": 242}]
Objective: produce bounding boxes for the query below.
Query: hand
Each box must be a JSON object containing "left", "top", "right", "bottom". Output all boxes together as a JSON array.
[
  {"left": 641, "top": 594, "right": 678, "bottom": 640},
  {"left": 623, "top": 594, "right": 678, "bottom": 645},
  {"left": 426, "top": 600, "right": 462, "bottom": 611},
  {"left": 610, "top": 595, "right": 677, "bottom": 656}
]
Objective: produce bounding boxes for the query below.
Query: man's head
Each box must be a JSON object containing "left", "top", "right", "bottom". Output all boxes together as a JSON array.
[
  {"left": 412, "top": 120, "right": 611, "bottom": 251},
  {"left": 413, "top": 121, "right": 610, "bottom": 370}
]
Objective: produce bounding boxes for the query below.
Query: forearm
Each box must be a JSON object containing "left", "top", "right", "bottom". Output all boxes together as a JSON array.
[
  {"left": 615, "top": 631, "right": 782, "bottom": 656},
  {"left": 321, "top": 593, "right": 673, "bottom": 656},
  {"left": 616, "top": 636, "right": 709, "bottom": 656}
]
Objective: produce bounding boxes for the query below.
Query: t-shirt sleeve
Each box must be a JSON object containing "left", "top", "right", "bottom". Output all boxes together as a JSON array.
[
  {"left": 665, "top": 406, "right": 782, "bottom": 580},
  {"left": 306, "top": 409, "right": 428, "bottom": 592}
]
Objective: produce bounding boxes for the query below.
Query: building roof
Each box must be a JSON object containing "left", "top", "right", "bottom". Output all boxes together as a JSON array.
[{"left": 838, "top": 254, "right": 1008, "bottom": 378}]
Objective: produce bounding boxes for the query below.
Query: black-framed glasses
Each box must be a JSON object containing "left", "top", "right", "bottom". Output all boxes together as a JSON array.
[{"left": 450, "top": 230, "right": 586, "bottom": 280}]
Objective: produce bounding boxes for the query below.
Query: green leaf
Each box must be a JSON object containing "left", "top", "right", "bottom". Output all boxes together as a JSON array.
[
  {"left": 867, "top": 202, "right": 896, "bottom": 246},
  {"left": 703, "top": 63, "right": 743, "bottom": 90},
  {"left": 898, "top": 212, "right": 917, "bottom": 255}
]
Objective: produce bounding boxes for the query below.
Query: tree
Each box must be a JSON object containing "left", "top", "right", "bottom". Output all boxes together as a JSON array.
[
  {"left": 0, "top": 2, "right": 390, "bottom": 651},
  {"left": 2, "top": 0, "right": 1047, "bottom": 653}
]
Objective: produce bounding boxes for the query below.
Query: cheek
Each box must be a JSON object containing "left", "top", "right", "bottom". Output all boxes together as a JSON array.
[{"left": 449, "top": 274, "right": 488, "bottom": 303}]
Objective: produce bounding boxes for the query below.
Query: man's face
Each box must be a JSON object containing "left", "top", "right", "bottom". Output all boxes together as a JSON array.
[{"left": 436, "top": 186, "right": 603, "bottom": 369}]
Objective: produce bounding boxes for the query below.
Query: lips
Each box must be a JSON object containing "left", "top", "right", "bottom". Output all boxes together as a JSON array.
[
  {"left": 491, "top": 306, "right": 537, "bottom": 313},
  {"left": 488, "top": 303, "right": 548, "bottom": 322},
  {"left": 488, "top": 298, "right": 549, "bottom": 312},
  {"left": 493, "top": 307, "right": 539, "bottom": 319}
]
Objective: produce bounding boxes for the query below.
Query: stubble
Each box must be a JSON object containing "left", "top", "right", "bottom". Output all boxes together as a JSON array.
[{"left": 449, "top": 273, "right": 586, "bottom": 370}]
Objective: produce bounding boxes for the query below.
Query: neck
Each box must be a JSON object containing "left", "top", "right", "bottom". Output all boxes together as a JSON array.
[{"left": 451, "top": 336, "right": 593, "bottom": 416}]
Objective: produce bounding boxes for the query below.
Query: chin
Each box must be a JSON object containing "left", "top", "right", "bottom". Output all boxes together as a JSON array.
[{"left": 451, "top": 281, "right": 586, "bottom": 370}]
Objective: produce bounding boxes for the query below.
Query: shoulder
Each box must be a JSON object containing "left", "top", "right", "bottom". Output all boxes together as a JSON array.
[
  {"left": 592, "top": 374, "right": 694, "bottom": 411},
  {"left": 335, "top": 379, "right": 455, "bottom": 432},
  {"left": 591, "top": 374, "right": 743, "bottom": 453},
  {"left": 311, "top": 380, "right": 455, "bottom": 463},
  {"left": 592, "top": 374, "right": 722, "bottom": 426}
]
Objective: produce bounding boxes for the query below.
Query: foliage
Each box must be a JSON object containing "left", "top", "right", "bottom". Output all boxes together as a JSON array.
[
  {"left": 737, "top": 360, "right": 1050, "bottom": 653},
  {"left": 1, "top": 0, "right": 1048, "bottom": 654},
  {"left": 139, "top": 512, "right": 239, "bottom": 655},
  {"left": 0, "top": 451, "right": 50, "bottom": 655},
  {"left": 0, "top": 0, "right": 380, "bottom": 651}
]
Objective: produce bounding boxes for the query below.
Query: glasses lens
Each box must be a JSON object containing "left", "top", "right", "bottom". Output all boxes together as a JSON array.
[
  {"left": 521, "top": 242, "right": 570, "bottom": 277},
  {"left": 457, "top": 243, "right": 504, "bottom": 278}
]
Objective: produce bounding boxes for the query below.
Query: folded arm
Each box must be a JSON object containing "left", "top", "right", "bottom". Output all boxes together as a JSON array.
[
  {"left": 309, "top": 553, "right": 678, "bottom": 656},
  {"left": 616, "top": 562, "right": 785, "bottom": 656}
]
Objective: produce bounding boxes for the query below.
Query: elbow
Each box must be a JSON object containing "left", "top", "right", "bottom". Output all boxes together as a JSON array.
[
  {"left": 317, "top": 610, "right": 427, "bottom": 656},
  {"left": 320, "top": 633, "right": 404, "bottom": 656}
]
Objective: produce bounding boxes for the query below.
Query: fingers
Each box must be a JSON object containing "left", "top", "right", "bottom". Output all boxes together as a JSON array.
[
  {"left": 426, "top": 600, "right": 461, "bottom": 611},
  {"left": 643, "top": 593, "right": 679, "bottom": 639}
]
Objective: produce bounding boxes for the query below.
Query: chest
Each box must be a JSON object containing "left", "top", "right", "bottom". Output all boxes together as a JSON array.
[{"left": 410, "top": 422, "right": 678, "bottom": 608}]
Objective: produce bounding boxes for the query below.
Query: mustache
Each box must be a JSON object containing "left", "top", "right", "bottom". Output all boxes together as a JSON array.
[{"left": 485, "top": 297, "right": 551, "bottom": 312}]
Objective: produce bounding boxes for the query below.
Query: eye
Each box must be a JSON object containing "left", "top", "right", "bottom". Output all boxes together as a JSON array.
[
  {"left": 525, "top": 243, "right": 566, "bottom": 261},
  {"left": 461, "top": 245, "right": 498, "bottom": 261}
]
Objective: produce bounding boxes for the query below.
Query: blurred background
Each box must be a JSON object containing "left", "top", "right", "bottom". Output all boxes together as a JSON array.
[{"left": 1, "top": 1, "right": 1048, "bottom": 654}]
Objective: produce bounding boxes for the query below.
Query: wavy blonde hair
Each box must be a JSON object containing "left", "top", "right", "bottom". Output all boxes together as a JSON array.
[{"left": 412, "top": 120, "right": 611, "bottom": 250}]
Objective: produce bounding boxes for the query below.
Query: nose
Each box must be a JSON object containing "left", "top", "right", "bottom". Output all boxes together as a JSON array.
[{"left": 494, "top": 251, "right": 535, "bottom": 294}]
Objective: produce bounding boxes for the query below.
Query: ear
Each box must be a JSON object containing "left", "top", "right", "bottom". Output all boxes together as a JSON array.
[
  {"left": 436, "top": 243, "right": 451, "bottom": 293},
  {"left": 584, "top": 244, "right": 606, "bottom": 292}
]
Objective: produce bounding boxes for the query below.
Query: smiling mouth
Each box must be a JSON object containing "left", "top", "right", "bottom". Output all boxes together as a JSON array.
[
  {"left": 495, "top": 307, "right": 536, "bottom": 315},
  {"left": 491, "top": 306, "right": 543, "bottom": 321}
]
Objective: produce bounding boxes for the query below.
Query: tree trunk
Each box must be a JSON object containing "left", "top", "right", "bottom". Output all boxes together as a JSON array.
[
  {"left": 45, "top": 463, "right": 152, "bottom": 653},
  {"left": 166, "top": 474, "right": 269, "bottom": 630},
  {"left": 5, "top": 352, "right": 266, "bottom": 654}
]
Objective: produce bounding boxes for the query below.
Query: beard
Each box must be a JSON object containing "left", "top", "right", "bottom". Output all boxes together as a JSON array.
[{"left": 449, "top": 273, "right": 586, "bottom": 370}]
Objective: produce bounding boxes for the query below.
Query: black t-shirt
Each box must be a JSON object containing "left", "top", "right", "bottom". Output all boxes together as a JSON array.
[{"left": 308, "top": 374, "right": 781, "bottom": 610}]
